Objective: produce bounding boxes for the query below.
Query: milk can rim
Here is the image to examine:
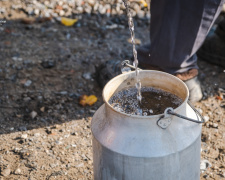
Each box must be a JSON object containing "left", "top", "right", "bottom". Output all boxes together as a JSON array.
[{"left": 102, "top": 70, "right": 189, "bottom": 119}]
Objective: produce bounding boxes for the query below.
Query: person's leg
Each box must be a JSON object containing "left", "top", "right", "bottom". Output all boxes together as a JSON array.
[{"left": 137, "top": 0, "right": 225, "bottom": 74}]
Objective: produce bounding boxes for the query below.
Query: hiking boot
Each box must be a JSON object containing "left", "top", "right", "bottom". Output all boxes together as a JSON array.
[{"left": 96, "top": 60, "right": 203, "bottom": 102}]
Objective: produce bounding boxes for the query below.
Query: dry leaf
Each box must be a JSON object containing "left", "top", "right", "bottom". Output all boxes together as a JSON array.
[
  {"left": 140, "top": 0, "right": 148, "bottom": 7},
  {"left": 216, "top": 95, "right": 223, "bottom": 100},
  {"left": 61, "top": 17, "right": 78, "bottom": 26},
  {"left": 86, "top": 95, "right": 98, "bottom": 106},
  {"left": 79, "top": 95, "right": 88, "bottom": 106},
  {"left": 79, "top": 95, "right": 97, "bottom": 106}
]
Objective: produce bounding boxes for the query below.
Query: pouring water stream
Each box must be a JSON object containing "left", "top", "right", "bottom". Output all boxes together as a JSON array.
[{"left": 122, "top": 0, "right": 142, "bottom": 103}]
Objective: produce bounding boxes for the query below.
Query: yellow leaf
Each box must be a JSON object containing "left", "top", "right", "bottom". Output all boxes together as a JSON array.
[
  {"left": 79, "top": 95, "right": 97, "bottom": 106},
  {"left": 86, "top": 95, "right": 98, "bottom": 106},
  {"left": 61, "top": 17, "right": 78, "bottom": 26},
  {"left": 140, "top": 0, "right": 148, "bottom": 7},
  {"left": 79, "top": 95, "right": 88, "bottom": 106}
]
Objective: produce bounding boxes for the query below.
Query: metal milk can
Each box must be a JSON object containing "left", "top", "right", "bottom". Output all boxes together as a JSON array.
[{"left": 91, "top": 70, "right": 204, "bottom": 180}]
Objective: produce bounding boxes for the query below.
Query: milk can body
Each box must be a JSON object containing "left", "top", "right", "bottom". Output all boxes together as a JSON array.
[{"left": 91, "top": 70, "right": 202, "bottom": 180}]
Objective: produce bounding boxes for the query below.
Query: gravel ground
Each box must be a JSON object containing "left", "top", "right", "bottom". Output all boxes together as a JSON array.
[{"left": 0, "top": 1, "right": 225, "bottom": 180}]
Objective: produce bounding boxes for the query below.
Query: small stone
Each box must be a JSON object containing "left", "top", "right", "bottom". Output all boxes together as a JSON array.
[
  {"left": 82, "top": 72, "right": 92, "bottom": 80},
  {"left": 37, "top": 96, "right": 43, "bottom": 101},
  {"left": 41, "top": 60, "right": 55, "bottom": 68},
  {"left": 89, "top": 109, "right": 96, "bottom": 114},
  {"left": 18, "top": 126, "right": 27, "bottom": 131},
  {"left": 21, "top": 134, "right": 28, "bottom": 139},
  {"left": 34, "top": 133, "right": 40, "bottom": 137},
  {"left": 212, "top": 123, "right": 218, "bottom": 128},
  {"left": 75, "top": 163, "right": 84, "bottom": 168},
  {"left": 55, "top": 141, "right": 63, "bottom": 145},
  {"left": 23, "top": 97, "right": 31, "bottom": 102},
  {"left": 137, "top": 10, "right": 145, "bottom": 18},
  {"left": 14, "top": 168, "right": 22, "bottom": 175},
  {"left": 60, "top": 91, "right": 68, "bottom": 95},
  {"left": 24, "top": 80, "right": 32, "bottom": 87},
  {"left": 34, "top": 9, "right": 40, "bottom": 15},
  {"left": 12, "top": 56, "right": 18, "bottom": 61},
  {"left": 40, "top": 107, "right": 45, "bottom": 112},
  {"left": 203, "top": 116, "right": 209, "bottom": 122},
  {"left": 59, "top": 10, "right": 65, "bottom": 16},
  {"left": 1, "top": 168, "right": 11, "bottom": 177},
  {"left": 30, "top": 111, "right": 37, "bottom": 119},
  {"left": 200, "top": 159, "right": 212, "bottom": 171}
]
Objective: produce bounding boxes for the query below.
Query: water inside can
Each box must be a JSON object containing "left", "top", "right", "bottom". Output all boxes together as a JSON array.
[{"left": 108, "top": 87, "right": 183, "bottom": 116}]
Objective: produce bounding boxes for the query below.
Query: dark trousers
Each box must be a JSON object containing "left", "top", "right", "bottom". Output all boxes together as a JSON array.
[{"left": 137, "top": 0, "right": 225, "bottom": 74}]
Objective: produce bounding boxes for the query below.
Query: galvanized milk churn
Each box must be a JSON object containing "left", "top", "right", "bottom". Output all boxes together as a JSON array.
[{"left": 91, "top": 70, "right": 204, "bottom": 180}]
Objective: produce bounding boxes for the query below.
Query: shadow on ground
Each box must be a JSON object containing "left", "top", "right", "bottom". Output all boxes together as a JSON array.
[{"left": 0, "top": 13, "right": 150, "bottom": 135}]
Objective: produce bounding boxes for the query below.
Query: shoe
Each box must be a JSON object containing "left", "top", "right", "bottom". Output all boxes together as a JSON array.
[
  {"left": 175, "top": 69, "right": 203, "bottom": 103},
  {"left": 184, "top": 77, "right": 203, "bottom": 103}
]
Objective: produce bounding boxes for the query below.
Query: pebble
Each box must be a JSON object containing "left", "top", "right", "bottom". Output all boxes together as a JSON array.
[
  {"left": 18, "top": 126, "right": 27, "bottom": 131},
  {"left": 24, "top": 80, "right": 32, "bottom": 87},
  {"left": 1, "top": 168, "right": 11, "bottom": 177},
  {"left": 89, "top": 109, "right": 96, "bottom": 114},
  {"left": 41, "top": 60, "right": 55, "bottom": 68},
  {"left": 137, "top": 10, "right": 145, "bottom": 18},
  {"left": 23, "top": 97, "right": 31, "bottom": 102},
  {"left": 212, "top": 123, "right": 218, "bottom": 128},
  {"left": 34, "top": 133, "right": 41, "bottom": 137},
  {"left": 14, "top": 168, "right": 22, "bottom": 175},
  {"left": 203, "top": 116, "right": 210, "bottom": 122},
  {"left": 60, "top": 91, "right": 68, "bottom": 95},
  {"left": 30, "top": 111, "right": 38, "bottom": 119},
  {"left": 21, "top": 134, "right": 28, "bottom": 139},
  {"left": 200, "top": 159, "right": 212, "bottom": 171},
  {"left": 71, "top": 144, "right": 77, "bottom": 147},
  {"left": 82, "top": 72, "right": 92, "bottom": 80},
  {"left": 75, "top": 163, "right": 84, "bottom": 168}
]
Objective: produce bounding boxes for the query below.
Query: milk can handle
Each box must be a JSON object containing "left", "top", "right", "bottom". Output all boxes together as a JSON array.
[{"left": 167, "top": 101, "right": 205, "bottom": 124}]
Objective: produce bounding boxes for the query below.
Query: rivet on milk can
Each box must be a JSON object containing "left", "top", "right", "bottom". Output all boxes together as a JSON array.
[{"left": 91, "top": 70, "right": 205, "bottom": 180}]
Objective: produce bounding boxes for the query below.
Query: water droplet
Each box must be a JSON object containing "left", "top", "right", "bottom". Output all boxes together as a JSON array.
[
  {"left": 135, "top": 81, "right": 141, "bottom": 89},
  {"left": 143, "top": 112, "right": 148, "bottom": 116},
  {"left": 136, "top": 108, "right": 142, "bottom": 115}
]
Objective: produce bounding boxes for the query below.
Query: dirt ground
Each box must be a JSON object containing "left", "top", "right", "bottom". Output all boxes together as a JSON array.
[{"left": 0, "top": 8, "right": 225, "bottom": 180}]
